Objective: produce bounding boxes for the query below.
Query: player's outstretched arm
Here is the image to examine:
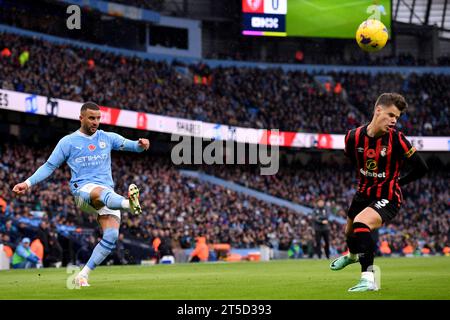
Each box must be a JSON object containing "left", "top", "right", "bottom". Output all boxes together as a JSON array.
[
  {"left": 12, "top": 161, "right": 60, "bottom": 194},
  {"left": 12, "top": 182, "right": 29, "bottom": 195},
  {"left": 137, "top": 138, "right": 150, "bottom": 151},
  {"left": 108, "top": 132, "right": 150, "bottom": 152},
  {"left": 12, "top": 138, "right": 68, "bottom": 194}
]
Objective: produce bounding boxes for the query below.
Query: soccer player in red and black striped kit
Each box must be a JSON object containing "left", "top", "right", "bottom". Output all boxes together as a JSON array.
[{"left": 330, "top": 93, "right": 428, "bottom": 292}]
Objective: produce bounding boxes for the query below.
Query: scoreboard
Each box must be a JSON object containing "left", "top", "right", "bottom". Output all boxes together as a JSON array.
[
  {"left": 242, "top": 0, "right": 392, "bottom": 39},
  {"left": 242, "top": 0, "right": 287, "bottom": 37}
]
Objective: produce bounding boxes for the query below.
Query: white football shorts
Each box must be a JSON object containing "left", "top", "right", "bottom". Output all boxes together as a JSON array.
[{"left": 73, "top": 183, "right": 121, "bottom": 220}]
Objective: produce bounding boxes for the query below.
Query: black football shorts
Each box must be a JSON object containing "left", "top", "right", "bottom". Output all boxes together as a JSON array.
[{"left": 347, "top": 192, "right": 400, "bottom": 223}]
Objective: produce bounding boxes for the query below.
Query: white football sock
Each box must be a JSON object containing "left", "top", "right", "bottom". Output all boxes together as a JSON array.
[
  {"left": 121, "top": 199, "right": 130, "bottom": 209},
  {"left": 361, "top": 271, "right": 375, "bottom": 283},
  {"left": 80, "top": 265, "right": 92, "bottom": 277}
]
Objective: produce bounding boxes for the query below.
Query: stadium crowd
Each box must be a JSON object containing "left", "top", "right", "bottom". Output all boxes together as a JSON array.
[
  {"left": 1, "top": 141, "right": 448, "bottom": 268},
  {"left": 1, "top": 32, "right": 449, "bottom": 136}
]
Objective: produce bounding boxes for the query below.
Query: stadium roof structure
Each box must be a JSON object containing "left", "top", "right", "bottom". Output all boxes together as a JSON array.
[{"left": 394, "top": 0, "right": 450, "bottom": 37}]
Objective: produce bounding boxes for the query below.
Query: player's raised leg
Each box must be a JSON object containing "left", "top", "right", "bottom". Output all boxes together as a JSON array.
[
  {"left": 75, "top": 215, "right": 120, "bottom": 287},
  {"left": 90, "top": 185, "right": 141, "bottom": 215}
]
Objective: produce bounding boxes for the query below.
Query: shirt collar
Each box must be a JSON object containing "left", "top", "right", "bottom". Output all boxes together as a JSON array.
[{"left": 76, "top": 130, "right": 98, "bottom": 139}]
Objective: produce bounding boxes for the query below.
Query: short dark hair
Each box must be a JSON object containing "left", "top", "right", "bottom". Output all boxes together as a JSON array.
[
  {"left": 80, "top": 101, "right": 99, "bottom": 113},
  {"left": 375, "top": 93, "right": 408, "bottom": 113}
]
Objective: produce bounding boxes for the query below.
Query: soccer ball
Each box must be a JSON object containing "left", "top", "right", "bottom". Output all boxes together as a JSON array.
[{"left": 356, "top": 19, "right": 389, "bottom": 52}]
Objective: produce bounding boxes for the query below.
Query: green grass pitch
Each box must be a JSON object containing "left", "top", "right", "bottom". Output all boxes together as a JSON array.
[
  {"left": 287, "top": 0, "right": 391, "bottom": 38},
  {"left": 0, "top": 257, "right": 449, "bottom": 299}
]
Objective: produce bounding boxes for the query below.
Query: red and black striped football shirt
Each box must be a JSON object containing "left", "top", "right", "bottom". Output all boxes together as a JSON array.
[{"left": 344, "top": 125, "right": 416, "bottom": 204}]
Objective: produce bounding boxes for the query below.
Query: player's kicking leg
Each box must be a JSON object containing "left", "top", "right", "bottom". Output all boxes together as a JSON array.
[{"left": 89, "top": 184, "right": 142, "bottom": 215}]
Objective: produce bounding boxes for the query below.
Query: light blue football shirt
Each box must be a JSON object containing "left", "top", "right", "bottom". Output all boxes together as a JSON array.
[{"left": 27, "top": 130, "right": 144, "bottom": 193}]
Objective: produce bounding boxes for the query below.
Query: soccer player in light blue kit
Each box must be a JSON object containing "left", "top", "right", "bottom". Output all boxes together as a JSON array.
[{"left": 12, "top": 102, "right": 150, "bottom": 287}]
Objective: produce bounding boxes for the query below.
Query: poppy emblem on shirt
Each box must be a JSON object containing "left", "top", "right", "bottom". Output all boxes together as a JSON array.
[
  {"left": 366, "top": 149, "right": 376, "bottom": 158},
  {"left": 99, "top": 141, "right": 106, "bottom": 149},
  {"left": 88, "top": 144, "right": 96, "bottom": 151}
]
